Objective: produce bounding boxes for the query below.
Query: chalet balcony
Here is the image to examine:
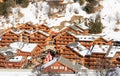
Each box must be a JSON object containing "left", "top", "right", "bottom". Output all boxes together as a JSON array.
[
  {"left": 63, "top": 55, "right": 78, "bottom": 59},
  {"left": 61, "top": 51, "right": 73, "bottom": 55},
  {"left": 60, "top": 36, "right": 74, "bottom": 39}
]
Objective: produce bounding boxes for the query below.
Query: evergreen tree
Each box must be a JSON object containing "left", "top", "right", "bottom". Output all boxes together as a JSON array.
[
  {"left": 16, "top": 0, "right": 29, "bottom": 8},
  {"left": 89, "top": 15, "right": 103, "bottom": 34}
]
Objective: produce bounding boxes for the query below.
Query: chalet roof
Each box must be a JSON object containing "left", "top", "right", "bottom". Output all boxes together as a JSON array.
[
  {"left": 8, "top": 56, "right": 23, "bottom": 62},
  {"left": 106, "top": 46, "right": 120, "bottom": 58},
  {"left": 25, "top": 30, "right": 36, "bottom": 34},
  {"left": 41, "top": 56, "right": 87, "bottom": 72},
  {"left": 70, "top": 25, "right": 83, "bottom": 32},
  {"left": 11, "top": 30, "right": 23, "bottom": 35},
  {"left": 89, "top": 45, "right": 110, "bottom": 54},
  {"left": 56, "top": 56, "right": 86, "bottom": 72},
  {"left": 67, "top": 31, "right": 100, "bottom": 41},
  {"left": 67, "top": 42, "right": 89, "bottom": 57},
  {"left": 77, "top": 22, "right": 89, "bottom": 30},
  {"left": 76, "top": 35, "right": 99, "bottom": 41},
  {"left": 0, "top": 46, "right": 17, "bottom": 57},
  {"left": 38, "top": 30, "right": 50, "bottom": 37},
  {"left": 102, "top": 35, "right": 113, "bottom": 42},
  {"left": 10, "top": 42, "right": 37, "bottom": 53}
]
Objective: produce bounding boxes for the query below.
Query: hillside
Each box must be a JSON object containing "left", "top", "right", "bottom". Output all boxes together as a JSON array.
[{"left": 0, "top": 0, "right": 120, "bottom": 39}]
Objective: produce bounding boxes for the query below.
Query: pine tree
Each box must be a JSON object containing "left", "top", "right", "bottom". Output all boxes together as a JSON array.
[{"left": 89, "top": 15, "right": 103, "bottom": 34}]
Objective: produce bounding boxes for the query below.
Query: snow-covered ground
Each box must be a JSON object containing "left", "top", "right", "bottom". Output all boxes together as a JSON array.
[
  {"left": 100, "top": 0, "right": 120, "bottom": 41},
  {"left": 0, "top": 69, "right": 32, "bottom": 76},
  {"left": 0, "top": 0, "right": 120, "bottom": 32},
  {"left": 0, "top": 69, "right": 106, "bottom": 76},
  {"left": 0, "top": 0, "right": 119, "bottom": 38}
]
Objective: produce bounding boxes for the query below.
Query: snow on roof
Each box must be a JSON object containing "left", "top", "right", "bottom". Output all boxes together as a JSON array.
[
  {"left": 90, "top": 45, "right": 110, "bottom": 54},
  {"left": 10, "top": 42, "right": 37, "bottom": 53},
  {"left": 102, "top": 31, "right": 120, "bottom": 42},
  {"left": 106, "top": 46, "right": 120, "bottom": 58},
  {"left": 41, "top": 58, "right": 57, "bottom": 69},
  {"left": 21, "top": 43, "right": 37, "bottom": 53},
  {"left": 0, "top": 46, "right": 17, "bottom": 55},
  {"left": 8, "top": 56, "right": 23, "bottom": 62},
  {"left": 102, "top": 35, "right": 113, "bottom": 42},
  {"left": 70, "top": 25, "right": 83, "bottom": 32},
  {"left": 67, "top": 42, "right": 89, "bottom": 57},
  {"left": 38, "top": 30, "right": 50, "bottom": 37},
  {"left": 77, "top": 22, "right": 89, "bottom": 30},
  {"left": 75, "top": 35, "right": 99, "bottom": 41},
  {"left": 25, "top": 30, "right": 36, "bottom": 34},
  {"left": 11, "top": 30, "right": 23, "bottom": 35}
]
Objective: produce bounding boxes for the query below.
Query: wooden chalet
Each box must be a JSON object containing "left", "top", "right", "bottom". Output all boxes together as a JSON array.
[
  {"left": 29, "top": 30, "right": 50, "bottom": 46},
  {"left": 77, "top": 35, "right": 95, "bottom": 49},
  {"left": 0, "top": 29, "right": 20, "bottom": 47},
  {"left": 60, "top": 46, "right": 81, "bottom": 64},
  {"left": 93, "top": 37, "right": 112, "bottom": 45},
  {"left": 36, "top": 25, "right": 52, "bottom": 34},
  {"left": 55, "top": 31, "right": 77, "bottom": 50},
  {"left": 10, "top": 42, "right": 42, "bottom": 57},
  {"left": 0, "top": 46, "right": 27, "bottom": 68},
  {"left": 58, "top": 26, "right": 83, "bottom": 35},
  {"left": 17, "top": 23, "right": 36, "bottom": 30},
  {"left": 106, "top": 46, "right": 120, "bottom": 68},
  {"left": 84, "top": 44, "right": 110, "bottom": 69},
  {"left": 5, "top": 56, "right": 27, "bottom": 68},
  {"left": 40, "top": 56, "right": 84, "bottom": 74},
  {"left": 77, "top": 35, "right": 112, "bottom": 49},
  {"left": 111, "top": 52, "right": 120, "bottom": 68}
]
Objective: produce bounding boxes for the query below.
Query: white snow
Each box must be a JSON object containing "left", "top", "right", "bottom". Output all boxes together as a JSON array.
[
  {"left": 0, "top": 69, "right": 32, "bottom": 76},
  {"left": 75, "top": 35, "right": 98, "bottom": 41},
  {"left": 106, "top": 46, "right": 120, "bottom": 58},
  {"left": 68, "top": 42, "right": 89, "bottom": 56},
  {"left": 0, "top": 46, "right": 18, "bottom": 55},
  {"left": 91, "top": 45, "right": 110, "bottom": 54},
  {"left": 0, "top": 0, "right": 119, "bottom": 36},
  {"left": 10, "top": 42, "right": 37, "bottom": 53},
  {"left": 100, "top": 0, "right": 120, "bottom": 40},
  {"left": 9, "top": 56, "right": 23, "bottom": 62}
]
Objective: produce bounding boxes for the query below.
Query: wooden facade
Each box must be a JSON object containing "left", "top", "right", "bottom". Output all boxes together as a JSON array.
[
  {"left": 41, "top": 56, "right": 81, "bottom": 74},
  {"left": 29, "top": 31, "right": 48, "bottom": 46},
  {"left": 17, "top": 45, "right": 42, "bottom": 57},
  {"left": 55, "top": 32, "right": 76, "bottom": 50},
  {"left": 43, "top": 62, "right": 75, "bottom": 73},
  {"left": 93, "top": 38, "right": 112, "bottom": 45},
  {"left": 0, "top": 54, "right": 27, "bottom": 68},
  {"left": 84, "top": 53, "right": 107, "bottom": 69},
  {"left": 1, "top": 23, "right": 120, "bottom": 70},
  {"left": 60, "top": 46, "right": 83, "bottom": 64},
  {"left": 0, "top": 31, "right": 19, "bottom": 47},
  {"left": 109, "top": 52, "right": 120, "bottom": 68}
]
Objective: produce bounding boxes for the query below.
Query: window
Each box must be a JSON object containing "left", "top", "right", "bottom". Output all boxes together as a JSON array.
[
  {"left": 60, "top": 66, "right": 64, "bottom": 69},
  {"left": 54, "top": 66, "right": 58, "bottom": 69},
  {"left": 51, "top": 66, "right": 53, "bottom": 69}
]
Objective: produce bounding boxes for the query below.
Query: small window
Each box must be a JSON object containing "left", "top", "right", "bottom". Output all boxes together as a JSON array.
[
  {"left": 51, "top": 66, "right": 53, "bottom": 69},
  {"left": 60, "top": 66, "right": 64, "bottom": 69},
  {"left": 54, "top": 66, "right": 58, "bottom": 69}
]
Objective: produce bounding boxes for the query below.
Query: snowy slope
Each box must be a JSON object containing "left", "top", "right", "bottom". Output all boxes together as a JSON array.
[
  {"left": 100, "top": 0, "right": 120, "bottom": 41},
  {"left": 0, "top": 0, "right": 120, "bottom": 40}
]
